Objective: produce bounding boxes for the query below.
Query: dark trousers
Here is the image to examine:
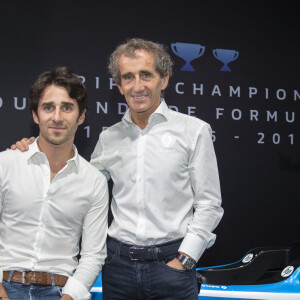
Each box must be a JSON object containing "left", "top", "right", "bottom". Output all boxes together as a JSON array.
[{"left": 102, "top": 239, "right": 199, "bottom": 300}]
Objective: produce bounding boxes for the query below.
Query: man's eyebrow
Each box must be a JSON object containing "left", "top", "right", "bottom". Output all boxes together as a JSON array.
[
  {"left": 41, "top": 101, "right": 54, "bottom": 106},
  {"left": 61, "top": 101, "right": 75, "bottom": 106},
  {"left": 121, "top": 72, "right": 133, "bottom": 77},
  {"left": 41, "top": 101, "right": 75, "bottom": 106}
]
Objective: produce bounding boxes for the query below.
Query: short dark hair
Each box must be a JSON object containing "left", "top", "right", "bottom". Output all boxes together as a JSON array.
[
  {"left": 29, "top": 66, "right": 88, "bottom": 117},
  {"left": 108, "top": 38, "right": 173, "bottom": 85}
]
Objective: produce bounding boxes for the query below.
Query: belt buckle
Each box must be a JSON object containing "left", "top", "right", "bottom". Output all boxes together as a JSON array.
[
  {"left": 155, "top": 247, "right": 164, "bottom": 260},
  {"left": 129, "top": 246, "right": 145, "bottom": 261},
  {"left": 22, "top": 271, "right": 30, "bottom": 285}
]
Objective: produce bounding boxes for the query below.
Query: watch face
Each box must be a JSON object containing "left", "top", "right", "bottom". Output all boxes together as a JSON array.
[
  {"left": 177, "top": 254, "right": 196, "bottom": 270},
  {"left": 183, "top": 258, "right": 195, "bottom": 270},
  {"left": 182, "top": 256, "right": 196, "bottom": 270}
]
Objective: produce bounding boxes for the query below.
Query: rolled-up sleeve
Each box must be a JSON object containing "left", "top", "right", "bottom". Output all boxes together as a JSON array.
[
  {"left": 62, "top": 175, "right": 109, "bottom": 300},
  {"left": 179, "top": 124, "right": 224, "bottom": 262}
]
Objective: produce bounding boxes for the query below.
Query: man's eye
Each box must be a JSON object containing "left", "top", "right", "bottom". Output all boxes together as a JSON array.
[
  {"left": 141, "top": 72, "right": 151, "bottom": 79},
  {"left": 62, "top": 106, "right": 73, "bottom": 112},
  {"left": 123, "top": 74, "right": 133, "bottom": 80},
  {"left": 43, "top": 106, "right": 53, "bottom": 111}
]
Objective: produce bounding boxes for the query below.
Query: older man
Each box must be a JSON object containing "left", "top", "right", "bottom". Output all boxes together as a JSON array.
[{"left": 90, "top": 38, "right": 224, "bottom": 300}]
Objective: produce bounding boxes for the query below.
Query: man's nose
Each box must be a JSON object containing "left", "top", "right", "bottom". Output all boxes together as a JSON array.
[
  {"left": 52, "top": 108, "right": 63, "bottom": 122},
  {"left": 133, "top": 77, "right": 144, "bottom": 92}
]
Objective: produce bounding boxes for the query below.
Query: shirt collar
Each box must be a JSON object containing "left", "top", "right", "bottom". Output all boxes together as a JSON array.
[
  {"left": 26, "top": 137, "right": 80, "bottom": 171},
  {"left": 68, "top": 145, "right": 80, "bottom": 171},
  {"left": 122, "top": 98, "right": 170, "bottom": 126},
  {"left": 25, "top": 138, "right": 41, "bottom": 160}
]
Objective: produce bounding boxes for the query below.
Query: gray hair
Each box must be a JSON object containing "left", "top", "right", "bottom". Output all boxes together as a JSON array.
[{"left": 108, "top": 38, "right": 173, "bottom": 85}]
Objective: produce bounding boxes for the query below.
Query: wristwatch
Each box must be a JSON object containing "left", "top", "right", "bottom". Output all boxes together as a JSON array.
[{"left": 176, "top": 253, "right": 196, "bottom": 270}]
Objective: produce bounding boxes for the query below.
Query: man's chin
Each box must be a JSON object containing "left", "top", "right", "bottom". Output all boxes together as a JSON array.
[
  {"left": 130, "top": 104, "right": 149, "bottom": 114},
  {"left": 45, "top": 137, "right": 66, "bottom": 146}
]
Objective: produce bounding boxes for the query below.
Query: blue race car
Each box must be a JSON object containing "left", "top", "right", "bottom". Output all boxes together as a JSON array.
[{"left": 91, "top": 242, "right": 300, "bottom": 299}]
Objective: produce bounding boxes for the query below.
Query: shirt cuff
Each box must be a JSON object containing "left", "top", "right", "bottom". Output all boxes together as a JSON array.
[
  {"left": 0, "top": 268, "right": 3, "bottom": 282},
  {"left": 62, "top": 276, "right": 91, "bottom": 300},
  {"left": 178, "top": 232, "right": 208, "bottom": 262}
]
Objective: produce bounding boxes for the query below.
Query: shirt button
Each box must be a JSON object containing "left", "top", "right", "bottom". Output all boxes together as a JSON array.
[{"left": 137, "top": 177, "right": 142, "bottom": 182}]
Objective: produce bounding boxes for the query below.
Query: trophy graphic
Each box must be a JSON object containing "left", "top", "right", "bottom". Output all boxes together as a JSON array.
[
  {"left": 171, "top": 42, "right": 205, "bottom": 71},
  {"left": 213, "top": 49, "right": 239, "bottom": 72}
]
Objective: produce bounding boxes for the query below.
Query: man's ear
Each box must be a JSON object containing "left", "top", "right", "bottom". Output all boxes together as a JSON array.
[
  {"left": 161, "top": 72, "right": 170, "bottom": 90},
  {"left": 117, "top": 84, "right": 124, "bottom": 95},
  {"left": 32, "top": 111, "right": 39, "bottom": 125},
  {"left": 78, "top": 109, "right": 87, "bottom": 125}
]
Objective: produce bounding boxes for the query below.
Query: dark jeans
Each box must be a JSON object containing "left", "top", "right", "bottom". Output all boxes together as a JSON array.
[
  {"left": 2, "top": 271, "right": 63, "bottom": 300},
  {"left": 102, "top": 242, "right": 199, "bottom": 300}
]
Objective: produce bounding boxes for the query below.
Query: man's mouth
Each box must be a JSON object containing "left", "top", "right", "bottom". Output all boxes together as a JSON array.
[
  {"left": 50, "top": 126, "right": 65, "bottom": 131},
  {"left": 132, "top": 95, "right": 147, "bottom": 100}
]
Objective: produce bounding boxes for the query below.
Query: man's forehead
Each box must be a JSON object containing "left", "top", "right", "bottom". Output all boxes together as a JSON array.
[
  {"left": 119, "top": 50, "right": 155, "bottom": 72},
  {"left": 40, "top": 86, "right": 71, "bottom": 100},
  {"left": 39, "top": 86, "right": 76, "bottom": 106}
]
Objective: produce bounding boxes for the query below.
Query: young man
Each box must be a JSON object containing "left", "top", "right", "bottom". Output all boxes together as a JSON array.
[
  {"left": 1, "top": 67, "right": 108, "bottom": 300},
  {"left": 12, "top": 39, "right": 224, "bottom": 300}
]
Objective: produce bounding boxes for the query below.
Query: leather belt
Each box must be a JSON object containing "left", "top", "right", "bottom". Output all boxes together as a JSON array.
[
  {"left": 3, "top": 271, "right": 68, "bottom": 287},
  {"left": 107, "top": 236, "right": 182, "bottom": 261}
]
